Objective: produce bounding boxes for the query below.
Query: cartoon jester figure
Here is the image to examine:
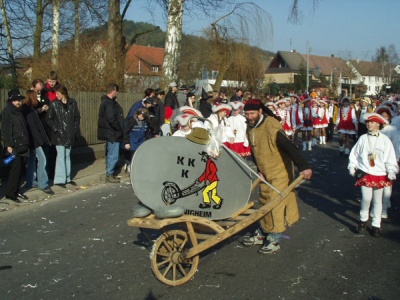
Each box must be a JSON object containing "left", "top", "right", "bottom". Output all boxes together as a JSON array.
[{"left": 196, "top": 151, "right": 223, "bottom": 209}]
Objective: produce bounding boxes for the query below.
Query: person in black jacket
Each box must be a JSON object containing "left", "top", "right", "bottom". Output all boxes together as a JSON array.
[
  {"left": 21, "top": 90, "right": 53, "bottom": 195},
  {"left": 46, "top": 84, "right": 80, "bottom": 187},
  {"left": 1, "top": 89, "right": 30, "bottom": 202},
  {"left": 164, "top": 82, "right": 179, "bottom": 110},
  {"left": 97, "top": 83, "right": 124, "bottom": 183}
]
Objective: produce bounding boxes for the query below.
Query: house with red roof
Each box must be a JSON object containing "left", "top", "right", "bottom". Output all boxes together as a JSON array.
[{"left": 92, "top": 42, "right": 164, "bottom": 93}]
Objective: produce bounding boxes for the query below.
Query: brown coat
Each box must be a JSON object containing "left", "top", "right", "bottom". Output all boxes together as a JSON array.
[{"left": 247, "top": 115, "right": 299, "bottom": 233}]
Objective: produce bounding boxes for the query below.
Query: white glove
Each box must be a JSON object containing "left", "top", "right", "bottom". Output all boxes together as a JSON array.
[
  {"left": 243, "top": 138, "right": 249, "bottom": 148},
  {"left": 388, "top": 171, "right": 396, "bottom": 181},
  {"left": 349, "top": 167, "right": 356, "bottom": 177}
]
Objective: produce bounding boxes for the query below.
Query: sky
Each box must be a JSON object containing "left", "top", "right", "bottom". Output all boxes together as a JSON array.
[{"left": 125, "top": 0, "right": 400, "bottom": 62}]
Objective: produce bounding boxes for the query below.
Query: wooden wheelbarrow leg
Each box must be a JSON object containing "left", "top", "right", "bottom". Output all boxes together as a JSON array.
[{"left": 184, "top": 175, "right": 305, "bottom": 259}]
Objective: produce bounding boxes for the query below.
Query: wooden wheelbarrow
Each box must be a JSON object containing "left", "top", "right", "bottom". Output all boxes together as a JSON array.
[{"left": 127, "top": 175, "right": 304, "bottom": 286}]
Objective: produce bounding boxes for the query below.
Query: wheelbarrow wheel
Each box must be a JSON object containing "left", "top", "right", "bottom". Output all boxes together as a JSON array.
[
  {"left": 161, "top": 183, "right": 180, "bottom": 205},
  {"left": 150, "top": 229, "right": 199, "bottom": 286}
]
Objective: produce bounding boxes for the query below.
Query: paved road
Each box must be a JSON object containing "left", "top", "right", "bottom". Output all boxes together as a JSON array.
[{"left": 1, "top": 143, "right": 399, "bottom": 300}]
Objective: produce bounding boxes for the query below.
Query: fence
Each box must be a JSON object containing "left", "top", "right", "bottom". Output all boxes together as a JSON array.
[{"left": 0, "top": 89, "right": 142, "bottom": 147}]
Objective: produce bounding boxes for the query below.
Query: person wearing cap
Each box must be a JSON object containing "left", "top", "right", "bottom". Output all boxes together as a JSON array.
[
  {"left": 313, "top": 99, "right": 329, "bottom": 145},
  {"left": 205, "top": 103, "right": 235, "bottom": 144},
  {"left": 348, "top": 113, "right": 398, "bottom": 237},
  {"left": 164, "top": 82, "right": 179, "bottom": 110},
  {"left": 265, "top": 102, "right": 278, "bottom": 117},
  {"left": 310, "top": 99, "right": 321, "bottom": 146},
  {"left": 242, "top": 99, "right": 312, "bottom": 254},
  {"left": 1, "top": 89, "right": 30, "bottom": 202},
  {"left": 185, "top": 91, "right": 196, "bottom": 108},
  {"left": 198, "top": 88, "right": 213, "bottom": 118},
  {"left": 376, "top": 106, "right": 400, "bottom": 219},
  {"left": 97, "top": 83, "right": 124, "bottom": 183},
  {"left": 276, "top": 99, "right": 293, "bottom": 138},
  {"left": 172, "top": 114, "right": 194, "bottom": 137},
  {"left": 177, "top": 85, "right": 189, "bottom": 108},
  {"left": 123, "top": 108, "right": 149, "bottom": 173},
  {"left": 356, "top": 98, "right": 373, "bottom": 139},
  {"left": 225, "top": 101, "right": 251, "bottom": 157},
  {"left": 335, "top": 97, "right": 358, "bottom": 156}
]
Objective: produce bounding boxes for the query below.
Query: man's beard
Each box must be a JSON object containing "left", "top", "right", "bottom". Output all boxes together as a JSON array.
[{"left": 246, "top": 115, "right": 261, "bottom": 128}]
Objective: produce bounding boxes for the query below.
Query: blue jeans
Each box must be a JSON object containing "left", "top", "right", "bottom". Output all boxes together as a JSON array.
[
  {"left": 54, "top": 145, "right": 71, "bottom": 184},
  {"left": 26, "top": 147, "right": 49, "bottom": 190},
  {"left": 268, "top": 232, "right": 283, "bottom": 243},
  {"left": 106, "top": 142, "right": 120, "bottom": 176}
]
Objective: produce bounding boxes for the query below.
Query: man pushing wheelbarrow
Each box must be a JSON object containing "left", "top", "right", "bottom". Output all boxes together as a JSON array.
[{"left": 241, "top": 99, "right": 313, "bottom": 254}]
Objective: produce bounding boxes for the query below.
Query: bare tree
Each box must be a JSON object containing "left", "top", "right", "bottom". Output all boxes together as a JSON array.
[
  {"left": 0, "top": 0, "right": 18, "bottom": 86},
  {"left": 208, "top": 2, "right": 272, "bottom": 91},
  {"left": 161, "top": 0, "right": 185, "bottom": 86},
  {"left": 51, "top": 0, "right": 60, "bottom": 68}
]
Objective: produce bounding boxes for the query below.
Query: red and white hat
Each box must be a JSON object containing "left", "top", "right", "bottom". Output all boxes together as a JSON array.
[
  {"left": 376, "top": 104, "right": 394, "bottom": 118},
  {"left": 229, "top": 101, "right": 244, "bottom": 110},
  {"left": 275, "top": 99, "right": 287, "bottom": 106},
  {"left": 319, "top": 99, "right": 328, "bottom": 106},
  {"left": 310, "top": 99, "right": 319, "bottom": 105},
  {"left": 175, "top": 113, "right": 193, "bottom": 126},
  {"left": 212, "top": 103, "right": 231, "bottom": 114},
  {"left": 290, "top": 94, "right": 300, "bottom": 102},
  {"left": 179, "top": 106, "right": 203, "bottom": 117},
  {"left": 365, "top": 113, "right": 388, "bottom": 125},
  {"left": 265, "top": 102, "right": 277, "bottom": 110}
]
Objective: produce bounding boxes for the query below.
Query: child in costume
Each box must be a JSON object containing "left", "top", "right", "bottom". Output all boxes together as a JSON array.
[
  {"left": 205, "top": 103, "right": 235, "bottom": 144},
  {"left": 225, "top": 101, "right": 251, "bottom": 157},
  {"left": 336, "top": 97, "right": 358, "bottom": 156},
  {"left": 348, "top": 113, "right": 398, "bottom": 236},
  {"left": 276, "top": 99, "right": 293, "bottom": 137},
  {"left": 314, "top": 99, "right": 329, "bottom": 145},
  {"left": 301, "top": 99, "right": 313, "bottom": 151}
]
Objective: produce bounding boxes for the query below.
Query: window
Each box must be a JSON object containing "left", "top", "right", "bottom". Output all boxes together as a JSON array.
[{"left": 152, "top": 66, "right": 159, "bottom": 73}]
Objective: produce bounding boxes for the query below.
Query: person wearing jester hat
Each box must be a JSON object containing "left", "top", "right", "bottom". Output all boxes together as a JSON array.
[
  {"left": 348, "top": 113, "right": 398, "bottom": 237},
  {"left": 225, "top": 101, "right": 251, "bottom": 157},
  {"left": 205, "top": 103, "right": 235, "bottom": 144}
]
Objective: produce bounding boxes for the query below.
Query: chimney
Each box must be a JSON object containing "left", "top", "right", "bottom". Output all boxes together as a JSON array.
[{"left": 331, "top": 54, "right": 335, "bottom": 57}]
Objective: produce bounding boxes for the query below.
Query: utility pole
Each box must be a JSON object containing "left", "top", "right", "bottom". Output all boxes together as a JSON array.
[{"left": 306, "top": 41, "right": 311, "bottom": 95}]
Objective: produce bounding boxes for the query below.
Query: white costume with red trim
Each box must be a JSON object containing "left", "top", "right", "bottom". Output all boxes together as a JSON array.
[
  {"left": 277, "top": 108, "right": 293, "bottom": 136},
  {"left": 314, "top": 107, "right": 329, "bottom": 128},
  {"left": 336, "top": 107, "right": 357, "bottom": 134},
  {"left": 225, "top": 114, "right": 251, "bottom": 157}
]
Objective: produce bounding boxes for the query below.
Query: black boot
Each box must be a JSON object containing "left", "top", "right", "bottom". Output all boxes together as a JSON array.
[
  {"left": 371, "top": 226, "right": 380, "bottom": 237},
  {"left": 357, "top": 221, "right": 366, "bottom": 234}
]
